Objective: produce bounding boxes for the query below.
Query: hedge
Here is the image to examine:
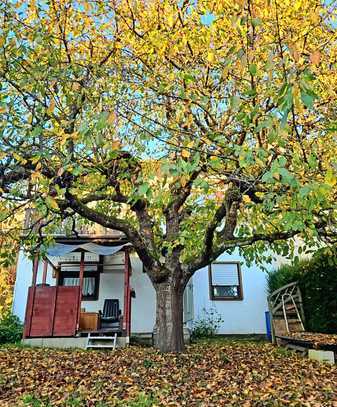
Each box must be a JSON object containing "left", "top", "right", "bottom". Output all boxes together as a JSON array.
[{"left": 267, "top": 247, "right": 337, "bottom": 334}]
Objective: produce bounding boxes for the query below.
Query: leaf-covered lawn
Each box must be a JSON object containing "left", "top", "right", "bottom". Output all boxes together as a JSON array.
[{"left": 0, "top": 341, "right": 336, "bottom": 406}]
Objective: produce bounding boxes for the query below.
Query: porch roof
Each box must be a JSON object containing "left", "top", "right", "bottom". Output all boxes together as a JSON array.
[{"left": 47, "top": 242, "right": 130, "bottom": 257}]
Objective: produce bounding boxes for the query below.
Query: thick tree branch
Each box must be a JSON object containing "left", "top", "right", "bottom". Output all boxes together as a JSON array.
[
  {"left": 63, "top": 191, "right": 157, "bottom": 271},
  {"left": 190, "top": 186, "right": 242, "bottom": 273},
  {"left": 163, "top": 169, "right": 202, "bottom": 271},
  {"left": 184, "top": 229, "right": 300, "bottom": 278},
  {"left": 131, "top": 198, "right": 158, "bottom": 258}
]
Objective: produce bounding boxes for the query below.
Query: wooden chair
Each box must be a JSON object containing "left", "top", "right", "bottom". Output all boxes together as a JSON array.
[{"left": 99, "top": 299, "right": 122, "bottom": 331}]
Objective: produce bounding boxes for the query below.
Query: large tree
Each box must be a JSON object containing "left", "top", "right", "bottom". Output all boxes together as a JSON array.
[{"left": 1, "top": 0, "right": 337, "bottom": 352}]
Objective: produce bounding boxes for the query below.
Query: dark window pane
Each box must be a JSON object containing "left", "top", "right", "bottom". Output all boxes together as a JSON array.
[{"left": 213, "top": 285, "right": 239, "bottom": 298}]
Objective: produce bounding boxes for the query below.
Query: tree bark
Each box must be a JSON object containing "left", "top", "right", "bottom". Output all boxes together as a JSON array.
[{"left": 153, "top": 280, "right": 185, "bottom": 353}]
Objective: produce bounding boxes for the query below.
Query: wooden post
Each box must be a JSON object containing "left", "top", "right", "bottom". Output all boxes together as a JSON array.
[
  {"left": 42, "top": 259, "right": 48, "bottom": 285},
  {"left": 123, "top": 248, "right": 131, "bottom": 341},
  {"left": 77, "top": 251, "right": 85, "bottom": 330},
  {"left": 128, "top": 279, "right": 132, "bottom": 340},
  {"left": 31, "top": 255, "right": 39, "bottom": 286},
  {"left": 25, "top": 254, "right": 39, "bottom": 338}
]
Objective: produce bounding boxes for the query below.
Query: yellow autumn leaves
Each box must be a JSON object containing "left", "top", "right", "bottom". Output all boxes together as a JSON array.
[{"left": 0, "top": 265, "right": 14, "bottom": 316}]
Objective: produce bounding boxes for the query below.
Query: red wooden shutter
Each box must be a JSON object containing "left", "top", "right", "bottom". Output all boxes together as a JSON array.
[
  {"left": 52, "top": 286, "right": 80, "bottom": 336},
  {"left": 29, "top": 286, "right": 56, "bottom": 337}
]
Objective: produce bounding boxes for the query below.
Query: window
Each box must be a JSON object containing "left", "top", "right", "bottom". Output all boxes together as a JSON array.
[
  {"left": 209, "top": 262, "right": 243, "bottom": 300},
  {"left": 58, "top": 263, "right": 100, "bottom": 301}
]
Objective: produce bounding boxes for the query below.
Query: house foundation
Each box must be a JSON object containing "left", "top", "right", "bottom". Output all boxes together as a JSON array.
[{"left": 22, "top": 336, "right": 127, "bottom": 349}]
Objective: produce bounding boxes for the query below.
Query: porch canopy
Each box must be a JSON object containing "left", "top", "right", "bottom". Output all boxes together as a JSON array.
[{"left": 47, "top": 242, "right": 130, "bottom": 257}]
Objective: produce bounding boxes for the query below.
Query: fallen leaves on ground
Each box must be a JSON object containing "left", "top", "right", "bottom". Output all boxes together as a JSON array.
[
  {"left": 286, "top": 332, "right": 337, "bottom": 348},
  {"left": 0, "top": 341, "right": 336, "bottom": 406}
]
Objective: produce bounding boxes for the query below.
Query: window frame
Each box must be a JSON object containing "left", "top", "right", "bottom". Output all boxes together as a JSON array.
[
  {"left": 208, "top": 261, "right": 243, "bottom": 301},
  {"left": 58, "top": 260, "right": 102, "bottom": 301}
]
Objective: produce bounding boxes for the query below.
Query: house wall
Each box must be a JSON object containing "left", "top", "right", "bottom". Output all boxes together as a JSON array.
[
  {"left": 13, "top": 247, "right": 271, "bottom": 337},
  {"left": 129, "top": 255, "right": 156, "bottom": 333},
  {"left": 192, "top": 250, "right": 269, "bottom": 335}
]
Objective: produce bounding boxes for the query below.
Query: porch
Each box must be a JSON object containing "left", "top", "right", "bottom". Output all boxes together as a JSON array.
[{"left": 23, "top": 242, "right": 136, "bottom": 348}]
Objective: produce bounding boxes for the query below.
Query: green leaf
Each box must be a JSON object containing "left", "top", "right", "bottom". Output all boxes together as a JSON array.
[
  {"left": 138, "top": 183, "right": 150, "bottom": 195},
  {"left": 300, "top": 90, "right": 315, "bottom": 109},
  {"left": 249, "top": 64, "right": 257, "bottom": 76},
  {"left": 96, "top": 112, "right": 109, "bottom": 130},
  {"left": 183, "top": 74, "right": 194, "bottom": 84},
  {"left": 308, "top": 154, "right": 318, "bottom": 169},
  {"left": 261, "top": 171, "right": 274, "bottom": 183},
  {"left": 277, "top": 83, "right": 288, "bottom": 101},
  {"left": 30, "top": 126, "right": 43, "bottom": 137},
  {"left": 230, "top": 95, "right": 240, "bottom": 110},
  {"left": 252, "top": 17, "right": 262, "bottom": 27},
  {"left": 299, "top": 185, "right": 312, "bottom": 198},
  {"left": 278, "top": 156, "right": 287, "bottom": 167},
  {"left": 196, "top": 179, "right": 209, "bottom": 191},
  {"left": 281, "top": 85, "right": 293, "bottom": 110}
]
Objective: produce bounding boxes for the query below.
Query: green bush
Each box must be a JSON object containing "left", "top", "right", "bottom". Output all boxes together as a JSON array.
[
  {"left": 267, "top": 247, "right": 337, "bottom": 334},
  {"left": 266, "top": 260, "right": 307, "bottom": 294},
  {"left": 191, "top": 307, "right": 224, "bottom": 339},
  {"left": 0, "top": 313, "right": 23, "bottom": 344}
]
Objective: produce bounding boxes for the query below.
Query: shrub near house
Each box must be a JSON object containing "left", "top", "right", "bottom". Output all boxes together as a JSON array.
[
  {"left": 0, "top": 313, "right": 23, "bottom": 345},
  {"left": 267, "top": 247, "right": 337, "bottom": 334},
  {"left": 191, "top": 307, "right": 224, "bottom": 340}
]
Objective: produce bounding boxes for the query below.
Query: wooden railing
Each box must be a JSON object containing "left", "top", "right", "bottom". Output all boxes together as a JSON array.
[
  {"left": 268, "top": 281, "right": 303, "bottom": 316},
  {"left": 268, "top": 281, "right": 305, "bottom": 342}
]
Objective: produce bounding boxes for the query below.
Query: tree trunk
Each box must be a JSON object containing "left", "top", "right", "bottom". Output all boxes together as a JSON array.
[{"left": 153, "top": 280, "right": 185, "bottom": 353}]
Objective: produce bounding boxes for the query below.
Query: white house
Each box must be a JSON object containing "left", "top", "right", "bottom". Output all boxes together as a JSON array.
[{"left": 12, "top": 231, "right": 270, "bottom": 348}]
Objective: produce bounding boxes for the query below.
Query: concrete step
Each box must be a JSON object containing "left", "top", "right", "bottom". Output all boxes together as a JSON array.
[
  {"left": 87, "top": 336, "right": 116, "bottom": 340},
  {"left": 87, "top": 344, "right": 116, "bottom": 349}
]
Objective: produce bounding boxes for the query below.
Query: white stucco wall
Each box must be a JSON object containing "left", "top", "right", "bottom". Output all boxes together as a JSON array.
[
  {"left": 129, "top": 254, "right": 156, "bottom": 333},
  {"left": 192, "top": 250, "right": 269, "bottom": 335}
]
